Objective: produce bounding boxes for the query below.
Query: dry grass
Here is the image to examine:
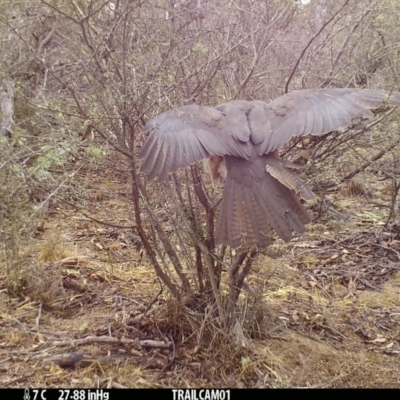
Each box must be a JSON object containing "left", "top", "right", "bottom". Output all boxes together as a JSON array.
[
  {"left": 342, "top": 178, "right": 371, "bottom": 198},
  {"left": 1, "top": 154, "right": 399, "bottom": 388}
]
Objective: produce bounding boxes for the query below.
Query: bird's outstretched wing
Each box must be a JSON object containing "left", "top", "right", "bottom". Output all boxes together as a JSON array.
[
  {"left": 139, "top": 104, "right": 251, "bottom": 181},
  {"left": 138, "top": 88, "right": 400, "bottom": 248},
  {"left": 250, "top": 89, "right": 400, "bottom": 154},
  {"left": 140, "top": 89, "right": 400, "bottom": 181}
]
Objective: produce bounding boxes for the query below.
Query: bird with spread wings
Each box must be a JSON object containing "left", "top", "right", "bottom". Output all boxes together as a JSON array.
[{"left": 139, "top": 89, "right": 400, "bottom": 248}]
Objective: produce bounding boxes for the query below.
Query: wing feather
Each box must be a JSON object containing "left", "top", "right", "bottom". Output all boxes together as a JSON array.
[
  {"left": 255, "top": 88, "right": 400, "bottom": 154},
  {"left": 139, "top": 105, "right": 251, "bottom": 181}
]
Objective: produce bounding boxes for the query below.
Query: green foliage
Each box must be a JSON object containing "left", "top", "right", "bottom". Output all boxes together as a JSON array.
[
  {"left": 29, "top": 140, "right": 77, "bottom": 179},
  {"left": 192, "top": 42, "right": 208, "bottom": 54},
  {"left": 85, "top": 145, "right": 104, "bottom": 159},
  {"left": 0, "top": 152, "right": 34, "bottom": 293}
]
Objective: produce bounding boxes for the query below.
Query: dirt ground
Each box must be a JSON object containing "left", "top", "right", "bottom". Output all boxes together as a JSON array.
[{"left": 1, "top": 159, "right": 399, "bottom": 388}]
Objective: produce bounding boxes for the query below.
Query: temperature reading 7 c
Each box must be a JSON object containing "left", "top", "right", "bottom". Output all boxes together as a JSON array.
[
  {"left": 58, "top": 390, "right": 70, "bottom": 400},
  {"left": 32, "top": 390, "right": 47, "bottom": 400}
]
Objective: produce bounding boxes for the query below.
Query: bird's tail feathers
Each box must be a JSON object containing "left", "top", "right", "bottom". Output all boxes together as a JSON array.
[{"left": 216, "top": 171, "right": 312, "bottom": 248}]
